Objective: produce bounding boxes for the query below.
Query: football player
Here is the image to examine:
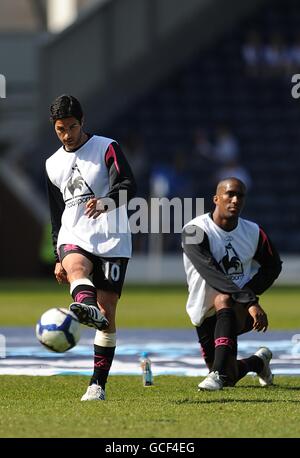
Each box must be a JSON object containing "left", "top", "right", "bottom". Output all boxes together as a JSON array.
[
  {"left": 182, "top": 178, "right": 282, "bottom": 390},
  {"left": 46, "top": 95, "right": 136, "bottom": 400}
]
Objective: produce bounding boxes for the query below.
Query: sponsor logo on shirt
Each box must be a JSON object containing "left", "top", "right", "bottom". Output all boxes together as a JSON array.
[
  {"left": 64, "top": 164, "right": 94, "bottom": 208},
  {"left": 219, "top": 242, "right": 244, "bottom": 280}
]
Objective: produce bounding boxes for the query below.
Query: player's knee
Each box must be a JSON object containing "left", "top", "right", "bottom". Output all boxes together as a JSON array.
[
  {"left": 67, "top": 262, "right": 90, "bottom": 280},
  {"left": 214, "top": 293, "right": 232, "bottom": 310}
]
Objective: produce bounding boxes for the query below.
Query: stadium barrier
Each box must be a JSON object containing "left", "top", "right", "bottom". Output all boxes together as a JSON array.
[{"left": 126, "top": 255, "right": 300, "bottom": 285}]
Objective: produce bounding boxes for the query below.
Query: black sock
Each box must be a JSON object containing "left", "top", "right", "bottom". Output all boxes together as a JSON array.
[
  {"left": 236, "top": 356, "right": 264, "bottom": 382},
  {"left": 195, "top": 316, "right": 216, "bottom": 369},
  {"left": 212, "top": 308, "right": 237, "bottom": 378},
  {"left": 90, "top": 345, "right": 115, "bottom": 389},
  {"left": 72, "top": 284, "right": 98, "bottom": 307}
]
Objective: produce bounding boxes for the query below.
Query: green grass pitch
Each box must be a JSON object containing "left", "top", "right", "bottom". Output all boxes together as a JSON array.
[
  {"left": 0, "top": 281, "right": 299, "bottom": 438},
  {"left": 1, "top": 375, "right": 300, "bottom": 438},
  {"left": 0, "top": 281, "right": 299, "bottom": 329}
]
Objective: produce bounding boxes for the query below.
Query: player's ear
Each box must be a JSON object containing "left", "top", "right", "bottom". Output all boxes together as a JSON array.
[
  {"left": 213, "top": 194, "right": 218, "bottom": 205},
  {"left": 80, "top": 116, "right": 84, "bottom": 127}
]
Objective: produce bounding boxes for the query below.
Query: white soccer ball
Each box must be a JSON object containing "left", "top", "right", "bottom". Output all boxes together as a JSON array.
[{"left": 36, "top": 308, "right": 81, "bottom": 352}]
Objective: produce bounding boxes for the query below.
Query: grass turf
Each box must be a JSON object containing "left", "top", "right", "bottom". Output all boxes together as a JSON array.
[
  {"left": 0, "top": 375, "right": 299, "bottom": 438},
  {"left": 0, "top": 281, "right": 299, "bottom": 438},
  {"left": 0, "top": 281, "right": 299, "bottom": 329}
]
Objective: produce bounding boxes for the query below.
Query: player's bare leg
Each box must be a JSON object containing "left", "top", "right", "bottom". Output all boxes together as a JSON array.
[{"left": 62, "top": 253, "right": 109, "bottom": 330}]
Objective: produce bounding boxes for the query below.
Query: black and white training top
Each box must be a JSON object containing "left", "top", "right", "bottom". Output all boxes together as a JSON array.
[
  {"left": 46, "top": 134, "right": 136, "bottom": 261},
  {"left": 182, "top": 212, "right": 282, "bottom": 327}
]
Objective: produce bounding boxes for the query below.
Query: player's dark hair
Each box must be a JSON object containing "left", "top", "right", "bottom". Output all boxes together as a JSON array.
[{"left": 50, "top": 95, "right": 83, "bottom": 124}]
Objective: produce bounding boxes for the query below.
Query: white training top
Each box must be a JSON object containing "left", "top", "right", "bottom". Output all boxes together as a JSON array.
[
  {"left": 183, "top": 212, "right": 260, "bottom": 326},
  {"left": 46, "top": 135, "right": 132, "bottom": 258}
]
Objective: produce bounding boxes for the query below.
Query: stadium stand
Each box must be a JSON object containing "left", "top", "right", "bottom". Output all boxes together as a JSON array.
[
  {"left": 104, "top": 0, "right": 300, "bottom": 254},
  {"left": 1, "top": 0, "right": 299, "bottom": 277}
]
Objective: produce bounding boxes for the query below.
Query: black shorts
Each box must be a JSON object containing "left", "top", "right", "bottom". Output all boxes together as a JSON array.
[{"left": 58, "top": 244, "right": 129, "bottom": 297}]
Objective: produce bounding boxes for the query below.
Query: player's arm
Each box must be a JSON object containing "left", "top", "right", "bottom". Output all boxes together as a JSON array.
[
  {"left": 243, "top": 227, "right": 282, "bottom": 295},
  {"left": 46, "top": 175, "right": 64, "bottom": 261},
  {"left": 105, "top": 141, "right": 137, "bottom": 204},
  {"left": 182, "top": 225, "right": 257, "bottom": 305},
  {"left": 85, "top": 142, "right": 137, "bottom": 218},
  {"left": 247, "top": 303, "right": 268, "bottom": 332},
  {"left": 46, "top": 175, "right": 67, "bottom": 283}
]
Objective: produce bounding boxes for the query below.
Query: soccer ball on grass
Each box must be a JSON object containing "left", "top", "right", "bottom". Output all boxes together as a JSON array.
[{"left": 36, "top": 308, "right": 81, "bottom": 352}]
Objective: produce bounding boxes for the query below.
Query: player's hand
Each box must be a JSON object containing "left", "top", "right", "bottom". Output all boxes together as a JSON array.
[
  {"left": 54, "top": 262, "right": 68, "bottom": 284},
  {"left": 84, "top": 198, "right": 105, "bottom": 219},
  {"left": 248, "top": 303, "right": 268, "bottom": 332}
]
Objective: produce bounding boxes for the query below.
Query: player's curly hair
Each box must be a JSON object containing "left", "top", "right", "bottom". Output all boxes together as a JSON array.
[{"left": 50, "top": 94, "right": 83, "bottom": 124}]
